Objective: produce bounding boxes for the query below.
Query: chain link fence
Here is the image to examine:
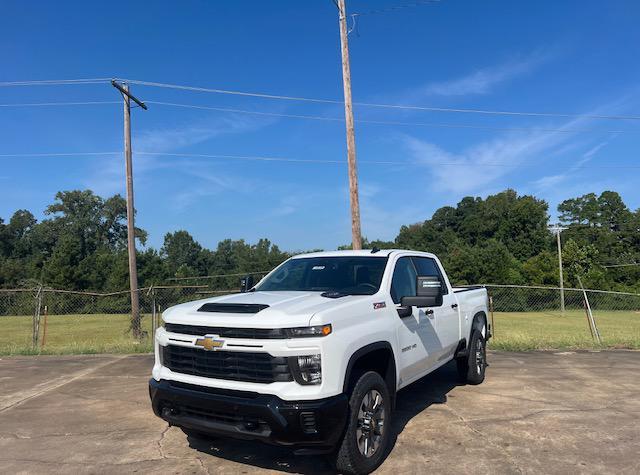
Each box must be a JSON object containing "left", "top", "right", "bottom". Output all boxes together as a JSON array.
[
  {"left": 484, "top": 284, "right": 640, "bottom": 350},
  {"left": 0, "top": 271, "right": 269, "bottom": 355},
  {"left": 1, "top": 279, "right": 639, "bottom": 354}
]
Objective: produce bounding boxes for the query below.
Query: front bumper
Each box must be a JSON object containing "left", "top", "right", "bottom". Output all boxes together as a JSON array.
[{"left": 149, "top": 378, "right": 348, "bottom": 452}]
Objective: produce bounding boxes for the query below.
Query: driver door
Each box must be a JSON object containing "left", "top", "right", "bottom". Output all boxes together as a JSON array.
[{"left": 391, "top": 257, "right": 441, "bottom": 386}]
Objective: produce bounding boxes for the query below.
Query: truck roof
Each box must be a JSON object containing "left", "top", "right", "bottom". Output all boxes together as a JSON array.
[{"left": 291, "top": 249, "right": 435, "bottom": 259}]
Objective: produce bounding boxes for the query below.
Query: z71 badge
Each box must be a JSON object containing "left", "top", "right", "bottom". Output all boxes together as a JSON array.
[{"left": 373, "top": 302, "right": 386, "bottom": 310}]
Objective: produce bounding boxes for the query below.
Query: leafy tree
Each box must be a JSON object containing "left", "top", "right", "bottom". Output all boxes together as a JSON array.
[
  {"left": 0, "top": 187, "right": 638, "bottom": 294},
  {"left": 562, "top": 239, "right": 600, "bottom": 286},
  {"left": 161, "top": 230, "right": 204, "bottom": 276},
  {"left": 558, "top": 193, "right": 600, "bottom": 226},
  {"left": 521, "top": 251, "right": 558, "bottom": 286}
]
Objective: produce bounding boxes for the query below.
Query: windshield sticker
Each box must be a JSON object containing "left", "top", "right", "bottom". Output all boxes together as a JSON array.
[
  {"left": 373, "top": 302, "right": 386, "bottom": 309},
  {"left": 312, "top": 266, "right": 326, "bottom": 270}
]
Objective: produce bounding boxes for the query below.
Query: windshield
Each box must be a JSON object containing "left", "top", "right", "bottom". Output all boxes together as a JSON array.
[{"left": 256, "top": 256, "right": 388, "bottom": 295}]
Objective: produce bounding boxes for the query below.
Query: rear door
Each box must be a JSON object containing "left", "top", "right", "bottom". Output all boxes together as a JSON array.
[
  {"left": 391, "top": 256, "right": 441, "bottom": 385},
  {"left": 412, "top": 256, "right": 460, "bottom": 360}
]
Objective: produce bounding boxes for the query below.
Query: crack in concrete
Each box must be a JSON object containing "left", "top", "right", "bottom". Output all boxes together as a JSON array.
[
  {"left": 55, "top": 389, "right": 147, "bottom": 406},
  {"left": 195, "top": 454, "right": 212, "bottom": 475},
  {"left": 150, "top": 426, "right": 211, "bottom": 473},
  {"left": 443, "top": 403, "right": 524, "bottom": 475},
  {"left": 470, "top": 399, "right": 632, "bottom": 425},
  {"left": 0, "top": 456, "right": 166, "bottom": 467},
  {"left": 0, "top": 428, "right": 157, "bottom": 440},
  {"left": 0, "top": 355, "right": 129, "bottom": 414},
  {"left": 156, "top": 425, "right": 171, "bottom": 460}
]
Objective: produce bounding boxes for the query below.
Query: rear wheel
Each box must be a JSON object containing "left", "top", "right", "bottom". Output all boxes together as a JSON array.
[
  {"left": 334, "top": 371, "right": 392, "bottom": 475},
  {"left": 457, "top": 328, "right": 487, "bottom": 385}
]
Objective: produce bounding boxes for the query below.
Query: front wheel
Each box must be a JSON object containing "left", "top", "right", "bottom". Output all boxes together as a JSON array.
[
  {"left": 457, "top": 329, "right": 487, "bottom": 385},
  {"left": 334, "top": 371, "right": 392, "bottom": 475}
]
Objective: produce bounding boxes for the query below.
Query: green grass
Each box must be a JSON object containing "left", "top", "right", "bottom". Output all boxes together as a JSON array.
[
  {"left": 490, "top": 310, "right": 640, "bottom": 351},
  {"left": 0, "top": 314, "right": 153, "bottom": 356},
  {"left": 1, "top": 309, "right": 639, "bottom": 355}
]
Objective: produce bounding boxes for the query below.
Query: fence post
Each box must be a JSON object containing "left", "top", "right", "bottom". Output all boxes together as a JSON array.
[
  {"left": 150, "top": 286, "right": 157, "bottom": 337},
  {"left": 32, "top": 285, "right": 43, "bottom": 350},
  {"left": 489, "top": 294, "right": 495, "bottom": 338},
  {"left": 41, "top": 305, "right": 49, "bottom": 350},
  {"left": 577, "top": 276, "right": 602, "bottom": 344}
]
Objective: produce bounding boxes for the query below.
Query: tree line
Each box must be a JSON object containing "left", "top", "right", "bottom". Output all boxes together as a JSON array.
[{"left": 1, "top": 188, "right": 638, "bottom": 292}]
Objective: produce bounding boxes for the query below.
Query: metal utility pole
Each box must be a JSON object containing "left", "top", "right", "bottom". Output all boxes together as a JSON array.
[
  {"left": 336, "top": 0, "right": 362, "bottom": 250},
  {"left": 549, "top": 224, "right": 568, "bottom": 314},
  {"left": 112, "top": 80, "right": 147, "bottom": 338}
]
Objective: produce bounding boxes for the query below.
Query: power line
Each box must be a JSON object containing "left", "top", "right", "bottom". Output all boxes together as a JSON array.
[
  {"left": 3, "top": 76, "right": 640, "bottom": 121},
  {"left": 0, "top": 98, "right": 637, "bottom": 135},
  {"left": 0, "top": 78, "right": 111, "bottom": 87},
  {"left": 0, "top": 101, "right": 120, "bottom": 107},
  {"left": 118, "top": 78, "right": 640, "bottom": 121},
  {"left": 355, "top": 0, "right": 440, "bottom": 16},
  {"left": 145, "top": 100, "right": 639, "bottom": 134},
  {"left": 3, "top": 150, "right": 640, "bottom": 169},
  {"left": 0, "top": 152, "right": 120, "bottom": 157}
]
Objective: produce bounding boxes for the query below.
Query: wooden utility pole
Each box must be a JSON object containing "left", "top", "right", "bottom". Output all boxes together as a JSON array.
[
  {"left": 336, "top": 0, "right": 362, "bottom": 250},
  {"left": 112, "top": 80, "right": 147, "bottom": 339},
  {"left": 549, "top": 224, "right": 568, "bottom": 314}
]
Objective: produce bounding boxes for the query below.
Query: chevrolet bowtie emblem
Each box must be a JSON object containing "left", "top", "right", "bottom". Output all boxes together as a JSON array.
[{"left": 194, "top": 335, "right": 224, "bottom": 351}]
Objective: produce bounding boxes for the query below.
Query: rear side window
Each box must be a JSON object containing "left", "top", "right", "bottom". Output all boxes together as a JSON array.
[
  {"left": 411, "top": 257, "right": 448, "bottom": 294},
  {"left": 390, "top": 257, "right": 417, "bottom": 304}
]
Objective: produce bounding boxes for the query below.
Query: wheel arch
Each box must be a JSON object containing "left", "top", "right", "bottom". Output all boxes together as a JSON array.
[
  {"left": 343, "top": 341, "right": 397, "bottom": 407},
  {"left": 472, "top": 311, "right": 488, "bottom": 339}
]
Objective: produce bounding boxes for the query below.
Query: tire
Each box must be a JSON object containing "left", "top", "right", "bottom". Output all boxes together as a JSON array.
[
  {"left": 334, "top": 371, "right": 392, "bottom": 475},
  {"left": 457, "top": 328, "right": 487, "bottom": 385}
]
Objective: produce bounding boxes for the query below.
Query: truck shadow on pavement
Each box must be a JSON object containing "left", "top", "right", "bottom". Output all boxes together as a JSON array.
[{"left": 185, "top": 361, "right": 461, "bottom": 474}]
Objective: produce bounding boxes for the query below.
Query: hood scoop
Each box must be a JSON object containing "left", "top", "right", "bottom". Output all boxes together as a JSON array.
[
  {"left": 197, "top": 303, "right": 269, "bottom": 314},
  {"left": 321, "top": 291, "right": 348, "bottom": 299}
]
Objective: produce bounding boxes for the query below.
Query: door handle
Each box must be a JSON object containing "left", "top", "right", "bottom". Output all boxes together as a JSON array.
[{"left": 451, "top": 303, "right": 458, "bottom": 309}]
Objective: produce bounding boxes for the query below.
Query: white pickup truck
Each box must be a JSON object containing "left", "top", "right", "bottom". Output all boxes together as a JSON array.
[{"left": 149, "top": 249, "right": 490, "bottom": 474}]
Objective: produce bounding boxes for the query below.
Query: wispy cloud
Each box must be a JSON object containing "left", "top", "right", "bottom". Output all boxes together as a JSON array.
[
  {"left": 532, "top": 138, "right": 613, "bottom": 190},
  {"left": 84, "top": 114, "right": 271, "bottom": 196},
  {"left": 401, "top": 101, "right": 624, "bottom": 195},
  {"left": 395, "top": 49, "right": 556, "bottom": 100},
  {"left": 169, "top": 162, "right": 254, "bottom": 211},
  {"left": 403, "top": 130, "right": 565, "bottom": 194}
]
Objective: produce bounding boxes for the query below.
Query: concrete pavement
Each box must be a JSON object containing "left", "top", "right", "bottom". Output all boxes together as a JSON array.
[{"left": 0, "top": 350, "right": 639, "bottom": 474}]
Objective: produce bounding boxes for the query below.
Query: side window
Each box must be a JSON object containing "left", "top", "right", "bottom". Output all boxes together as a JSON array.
[
  {"left": 412, "top": 257, "right": 448, "bottom": 295},
  {"left": 390, "top": 257, "right": 417, "bottom": 304}
]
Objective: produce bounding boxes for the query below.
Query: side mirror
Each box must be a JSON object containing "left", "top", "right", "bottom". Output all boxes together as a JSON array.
[
  {"left": 397, "top": 305, "right": 413, "bottom": 318},
  {"left": 401, "top": 276, "right": 443, "bottom": 308},
  {"left": 240, "top": 275, "right": 254, "bottom": 293}
]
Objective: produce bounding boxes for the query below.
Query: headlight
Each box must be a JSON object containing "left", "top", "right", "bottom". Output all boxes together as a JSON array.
[
  {"left": 289, "top": 354, "right": 322, "bottom": 385},
  {"left": 284, "top": 324, "right": 332, "bottom": 338}
]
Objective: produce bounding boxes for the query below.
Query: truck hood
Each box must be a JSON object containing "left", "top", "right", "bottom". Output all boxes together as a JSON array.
[{"left": 162, "top": 290, "right": 364, "bottom": 328}]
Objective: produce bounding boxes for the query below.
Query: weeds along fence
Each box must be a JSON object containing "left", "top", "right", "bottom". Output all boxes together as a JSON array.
[
  {"left": 0, "top": 281, "right": 639, "bottom": 353},
  {"left": 0, "top": 284, "right": 242, "bottom": 353},
  {"left": 483, "top": 284, "right": 640, "bottom": 347},
  {"left": 483, "top": 284, "right": 640, "bottom": 315}
]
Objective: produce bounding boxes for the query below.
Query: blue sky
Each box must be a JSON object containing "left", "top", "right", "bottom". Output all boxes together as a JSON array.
[{"left": 2, "top": 0, "right": 640, "bottom": 252}]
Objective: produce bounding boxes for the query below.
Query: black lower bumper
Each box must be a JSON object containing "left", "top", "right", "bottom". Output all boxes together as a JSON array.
[{"left": 149, "top": 379, "right": 348, "bottom": 452}]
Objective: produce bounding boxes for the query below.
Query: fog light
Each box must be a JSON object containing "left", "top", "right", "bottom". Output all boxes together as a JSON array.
[{"left": 289, "top": 354, "right": 322, "bottom": 385}]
